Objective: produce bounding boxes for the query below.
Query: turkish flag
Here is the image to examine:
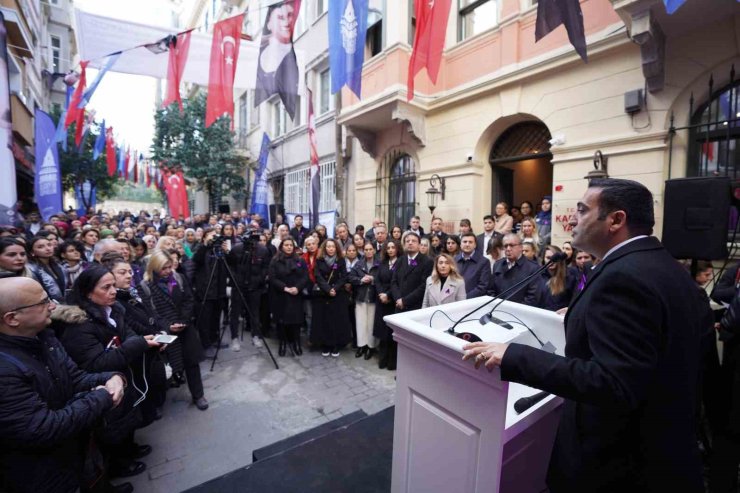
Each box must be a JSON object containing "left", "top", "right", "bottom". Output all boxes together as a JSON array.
[
  {"left": 145, "top": 162, "right": 152, "bottom": 188},
  {"left": 74, "top": 109, "right": 85, "bottom": 147},
  {"left": 65, "top": 61, "right": 88, "bottom": 128},
  {"left": 105, "top": 127, "right": 117, "bottom": 177},
  {"left": 205, "top": 14, "right": 245, "bottom": 128},
  {"left": 176, "top": 170, "right": 190, "bottom": 219},
  {"left": 407, "top": 0, "right": 452, "bottom": 101},
  {"left": 163, "top": 31, "right": 192, "bottom": 112}
]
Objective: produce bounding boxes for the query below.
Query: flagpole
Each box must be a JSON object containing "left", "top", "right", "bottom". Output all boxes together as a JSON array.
[{"left": 334, "top": 91, "right": 345, "bottom": 222}]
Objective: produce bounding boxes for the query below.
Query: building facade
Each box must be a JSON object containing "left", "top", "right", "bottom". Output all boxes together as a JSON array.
[{"left": 338, "top": 0, "right": 740, "bottom": 247}]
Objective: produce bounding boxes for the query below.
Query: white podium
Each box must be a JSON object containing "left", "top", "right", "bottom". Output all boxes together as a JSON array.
[{"left": 384, "top": 298, "right": 566, "bottom": 493}]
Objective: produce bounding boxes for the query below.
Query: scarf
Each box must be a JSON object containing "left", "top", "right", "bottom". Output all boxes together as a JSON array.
[
  {"left": 155, "top": 273, "right": 178, "bottom": 295},
  {"left": 323, "top": 255, "right": 337, "bottom": 268}
]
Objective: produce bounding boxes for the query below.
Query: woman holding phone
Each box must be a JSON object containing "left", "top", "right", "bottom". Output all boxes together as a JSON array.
[{"left": 140, "top": 250, "right": 208, "bottom": 411}]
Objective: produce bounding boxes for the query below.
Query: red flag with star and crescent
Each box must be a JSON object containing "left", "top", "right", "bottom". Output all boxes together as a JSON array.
[
  {"left": 408, "top": 0, "right": 452, "bottom": 101},
  {"left": 65, "top": 61, "right": 88, "bottom": 128},
  {"left": 105, "top": 127, "right": 116, "bottom": 177},
  {"left": 205, "top": 14, "right": 245, "bottom": 128}
]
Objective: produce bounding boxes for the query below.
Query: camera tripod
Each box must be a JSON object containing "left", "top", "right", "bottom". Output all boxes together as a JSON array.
[{"left": 194, "top": 247, "right": 279, "bottom": 371}]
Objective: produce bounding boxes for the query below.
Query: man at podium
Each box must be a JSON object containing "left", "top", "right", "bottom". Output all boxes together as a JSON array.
[{"left": 463, "top": 179, "right": 704, "bottom": 493}]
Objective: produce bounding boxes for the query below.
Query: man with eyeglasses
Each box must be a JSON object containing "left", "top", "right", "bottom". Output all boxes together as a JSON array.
[
  {"left": 485, "top": 233, "right": 539, "bottom": 305},
  {"left": 0, "top": 277, "right": 128, "bottom": 493}
]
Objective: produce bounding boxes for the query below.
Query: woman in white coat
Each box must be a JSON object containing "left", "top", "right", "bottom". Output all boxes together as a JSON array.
[{"left": 422, "top": 253, "right": 466, "bottom": 308}]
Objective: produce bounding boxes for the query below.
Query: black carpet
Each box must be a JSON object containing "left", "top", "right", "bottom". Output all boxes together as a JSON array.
[{"left": 185, "top": 406, "right": 395, "bottom": 493}]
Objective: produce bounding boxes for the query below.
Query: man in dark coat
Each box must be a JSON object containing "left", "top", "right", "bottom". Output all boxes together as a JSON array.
[
  {"left": 455, "top": 233, "right": 491, "bottom": 299},
  {"left": 391, "top": 232, "right": 434, "bottom": 313},
  {"left": 711, "top": 261, "right": 740, "bottom": 305},
  {"left": 227, "top": 235, "right": 271, "bottom": 350},
  {"left": 289, "top": 214, "right": 310, "bottom": 248},
  {"left": 486, "top": 233, "right": 539, "bottom": 305},
  {"left": 463, "top": 179, "right": 705, "bottom": 493},
  {"left": 0, "top": 277, "right": 125, "bottom": 493}
]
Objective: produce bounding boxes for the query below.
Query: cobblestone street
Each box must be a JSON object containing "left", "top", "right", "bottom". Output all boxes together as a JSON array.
[{"left": 124, "top": 335, "right": 397, "bottom": 492}]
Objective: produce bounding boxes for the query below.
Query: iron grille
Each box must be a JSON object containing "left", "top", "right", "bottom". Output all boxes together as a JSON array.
[
  {"left": 490, "top": 122, "right": 552, "bottom": 163},
  {"left": 375, "top": 150, "right": 417, "bottom": 229}
]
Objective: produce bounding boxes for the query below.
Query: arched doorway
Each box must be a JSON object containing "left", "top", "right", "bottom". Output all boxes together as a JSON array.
[
  {"left": 375, "top": 149, "right": 417, "bottom": 229},
  {"left": 489, "top": 121, "right": 553, "bottom": 213}
]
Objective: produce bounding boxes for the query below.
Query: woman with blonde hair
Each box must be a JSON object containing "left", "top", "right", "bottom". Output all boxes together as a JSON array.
[
  {"left": 422, "top": 253, "right": 466, "bottom": 308},
  {"left": 140, "top": 250, "right": 208, "bottom": 410},
  {"left": 519, "top": 216, "right": 541, "bottom": 248}
]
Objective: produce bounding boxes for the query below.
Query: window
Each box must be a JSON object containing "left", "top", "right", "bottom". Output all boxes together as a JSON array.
[
  {"left": 273, "top": 101, "right": 287, "bottom": 137},
  {"left": 50, "top": 35, "right": 61, "bottom": 72},
  {"left": 688, "top": 80, "right": 740, "bottom": 178},
  {"left": 249, "top": 91, "right": 260, "bottom": 127},
  {"left": 366, "top": 9, "right": 383, "bottom": 57},
  {"left": 319, "top": 69, "right": 333, "bottom": 114},
  {"left": 376, "top": 151, "right": 416, "bottom": 230},
  {"left": 285, "top": 161, "right": 336, "bottom": 217},
  {"left": 317, "top": 0, "right": 327, "bottom": 17},
  {"left": 238, "top": 92, "right": 248, "bottom": 147},
  {"left": 459, "top": 0, "right": 498, "bottom": 41}
]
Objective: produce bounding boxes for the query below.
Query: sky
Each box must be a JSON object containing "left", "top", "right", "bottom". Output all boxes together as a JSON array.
[{"left": 74, "top": 0, "right": 182, "bottom": 156}]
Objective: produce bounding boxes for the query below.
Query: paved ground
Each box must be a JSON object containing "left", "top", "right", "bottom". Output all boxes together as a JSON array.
[{"left": 120, "top": 333, "right": 397, "bottom": 492}]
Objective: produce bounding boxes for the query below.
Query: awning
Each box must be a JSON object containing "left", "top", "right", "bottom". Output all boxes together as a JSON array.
[{"left": 74, "top": 9, "right": 305, "bottom": 92}]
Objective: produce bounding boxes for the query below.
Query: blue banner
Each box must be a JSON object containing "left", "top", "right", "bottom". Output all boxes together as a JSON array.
[
  {"left": 250, "top": 133, "right": 271, "bottom": 223},
  {"left": 93, "top": 119, "right": 105, "bottom": 160},
  {"left": 74, "top": 180, "right": 96, "bottom": 216},
  {"left": 78, "top": 52, "right": 121, "bottom": 108},
  {"left": 34, "top": 109, "right": 62, "bottom": 221},
  {"left": 329, "top": 0, "right": 368, "bottom": 98}
]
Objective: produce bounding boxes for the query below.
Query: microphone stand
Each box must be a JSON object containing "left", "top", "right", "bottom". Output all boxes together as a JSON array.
[{"left": 447, "top": 257, "right": 556, "bottom": 335}]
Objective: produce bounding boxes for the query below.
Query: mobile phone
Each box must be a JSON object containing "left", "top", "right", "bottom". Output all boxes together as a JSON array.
[{"left": 153, "top": 334, "right": 178, "bottom": 344}]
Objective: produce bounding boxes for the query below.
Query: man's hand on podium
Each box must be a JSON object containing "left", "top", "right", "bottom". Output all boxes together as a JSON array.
[{"left": 462, "top": 342, "right": 509, "bottom": 371}]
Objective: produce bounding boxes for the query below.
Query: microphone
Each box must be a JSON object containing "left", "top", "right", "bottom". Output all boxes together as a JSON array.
[
  {"left": 447, "top": 252, "right": 567, "bottom": 335},
  {"left": 513, "top": 391, "right": 550, "bottom": 414}
]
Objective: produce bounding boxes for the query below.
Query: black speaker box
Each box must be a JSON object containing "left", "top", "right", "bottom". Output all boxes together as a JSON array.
[
  {"left": 269, "top": 204, "right": 285, "bottom": 224},
  {"left": 662, "top": 177, "right": 731, "bottom": 260},
  {"left": 218, "top": 204, "right": 231, "bottom": 214}
]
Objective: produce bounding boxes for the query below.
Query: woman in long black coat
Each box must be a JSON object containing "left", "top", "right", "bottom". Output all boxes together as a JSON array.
[
  {"left": 310, "top": 239, "right": 352, "bottom": 357},
  {"left": 58, "top": 264, "right": 160, "bottom": 479},
  {"left": 140, "top": 250, "right": 208, "bottom": 411},
  {"left": 269, "top": 238, "right": 309, "bottom": 356},
  {"left": 373, "top": 239, "right": 403, "bottom": 369}
]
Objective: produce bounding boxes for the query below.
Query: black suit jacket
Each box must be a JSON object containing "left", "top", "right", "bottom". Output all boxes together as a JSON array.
[
  {"left": 391, "top": 254, "right": 433, "bottom": 311},
  {"left": 486, "top": 256, "right": 539, "bottom": 305},
  {"left": 500, "top": 237, "right": 704, "bottom": 493},
  {"left": 289, "top": 226, "right": 309, "bottom": 247}
]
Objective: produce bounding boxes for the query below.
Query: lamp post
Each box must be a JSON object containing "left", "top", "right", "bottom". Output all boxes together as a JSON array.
[
  {"left": 426, "top": 173, "right": 446, "bottom": 216},
  {"left": 584, "top": 150, "right": 609, "bottom": 182}
]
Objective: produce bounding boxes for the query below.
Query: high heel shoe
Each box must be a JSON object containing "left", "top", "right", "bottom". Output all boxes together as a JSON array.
[{"left": 278, "top": 340, "right": 286, "bottom": 357}]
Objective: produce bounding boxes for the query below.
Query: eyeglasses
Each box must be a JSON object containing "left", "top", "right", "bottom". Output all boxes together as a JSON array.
[
  {"left": 503, "top": 243, "right": 521, "bottom": 248},
  {"left": 9, "top": 296, "right": 53, "bottom": 312}
]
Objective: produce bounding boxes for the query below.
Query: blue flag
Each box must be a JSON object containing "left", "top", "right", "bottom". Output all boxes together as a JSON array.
[
  {"left": 75, "top": 180, "right": 96, "bottom": 216},
  {"left": 250, "top": 133, "right": 271, "bottom": 223},
  {"left": 78, "top": 52, "right": 121, "bottom": 109},
  {"left": 329, "top": 0, "right": 368, "bottom": 98},
  {"left": 55, "top": 85, "right": 73, "bottom": 151},
  {"left": 93, "top": 119, "right": 106, "bottom": 160},
  {"left": 118, "top": 144, "right": 125, "bottom": 177},
  {"left": 34, "top": 109, "right": 62, "bottom": 221},
  {"left": 663, "top": 0, "right": 686, "bottom": 14}
]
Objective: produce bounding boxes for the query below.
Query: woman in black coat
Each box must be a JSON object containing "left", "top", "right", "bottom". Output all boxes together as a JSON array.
[
  {"left": 102, "top": 254, "right": 168, "bottom": 424},
  {"left": 59, "top": 264, "right": 160, "bottom": 479},
  {"left": 268, "top": 238, "right": 309, "bottom": 356},
  {"left": 310, "top": 239, "right": 352, "bottom": 357},
  {"left": 140, "top": 250, "right": 208, "bottom": 411},
  {"left": 534, "top": 245, "right": 577, "bottom": 312},
  {"left": 373, "top": 239, "right": 402, "bottom": 369}
]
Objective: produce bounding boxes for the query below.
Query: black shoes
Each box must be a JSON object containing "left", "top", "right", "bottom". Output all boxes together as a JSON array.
[
  {"left": 110, "top": 461, "right": 146, "bottom": 479},
  {"left": 169, "top": 372, "right": 184, "bottom": 388},
  {"left": 364, "top": 348, "right": 375, "bottom": 360},
  {"left": 111, "top": 482, "right": 134, "bottom": 493},
  {"left": 194, "top": 397, "right": 209, "bottom": 411},
  {"left": 131, "top": 444, "right": 152, "bottom": 459},
  {"left": 355, "top": 346, "right": 367, "bottom": 358},
  {"left": 278, "top": 340, "right": 286, "bottom": 357}
]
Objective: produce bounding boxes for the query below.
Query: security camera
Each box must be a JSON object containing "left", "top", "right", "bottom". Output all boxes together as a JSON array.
[
  {"left": 466, "top": 153, "right": 474, "bottom": 162},
  {"left": 548, "top": 134, "right": 566, "bottom": 147}
]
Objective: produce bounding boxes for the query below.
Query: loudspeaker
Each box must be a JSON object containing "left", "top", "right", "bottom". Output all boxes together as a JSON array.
[
  {"left": 269, "top": 204, "right": 285, "bottom": 224},
  {"left": 218, "top": 204, "right": 231, "bottom": 214},
  {"left": 662, "top": 177, "right": 731, "bottom": 260}
]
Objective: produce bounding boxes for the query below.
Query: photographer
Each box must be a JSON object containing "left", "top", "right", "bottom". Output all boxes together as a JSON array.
[
  {"left": 192, "top": 228, "right": 229, "bottom": 350},
  {"left": 227, "top": 230, "right": 271, "bottom": 351}
]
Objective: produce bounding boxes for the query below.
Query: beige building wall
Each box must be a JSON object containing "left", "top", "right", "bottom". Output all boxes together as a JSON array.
[{"left": 349, "top": 4, "right": 740, "bottom": 252}]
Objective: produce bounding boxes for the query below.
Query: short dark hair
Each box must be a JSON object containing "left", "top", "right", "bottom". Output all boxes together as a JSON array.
[
  {"left": 57, "top": 240, "right": 85, "bottom": 258},
  {"left": 294, "top": 214, "right": 303, "bottom": 220},
  {"left": 68, "top": 264, "right": 112, "bottom": 310},
  {"left": 588, "top": 178, "right": 654, "bottom": 236},
  {"left": 460, "top": 232, "right": 477, "bottom": 243},
  {"left": 483, "top": 215, "right": 494, "bottom": 222}
]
